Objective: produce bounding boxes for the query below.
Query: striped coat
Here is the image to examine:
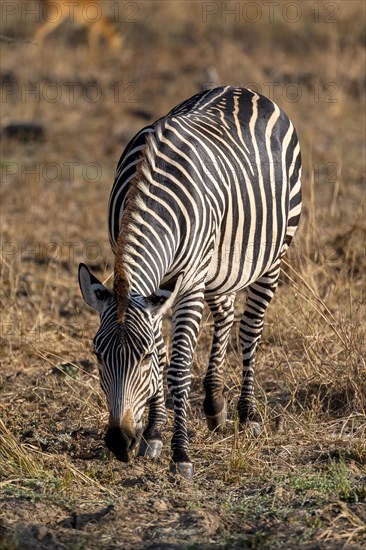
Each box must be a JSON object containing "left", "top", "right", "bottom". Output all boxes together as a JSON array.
[{"left": 79, "top": 86, "right": 301, "bottom": 477}]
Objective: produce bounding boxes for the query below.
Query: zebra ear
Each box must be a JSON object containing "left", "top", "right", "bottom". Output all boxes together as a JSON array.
[
  {"left": 145, "top": 274, "right": 184, "bottom": 317},
  {"left": 78, "top": 263, "right": 110, "bottom": 314}
]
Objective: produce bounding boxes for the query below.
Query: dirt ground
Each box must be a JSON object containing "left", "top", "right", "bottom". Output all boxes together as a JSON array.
[{"left": 1, "top": 1, "right": 365, "bottom": 549}]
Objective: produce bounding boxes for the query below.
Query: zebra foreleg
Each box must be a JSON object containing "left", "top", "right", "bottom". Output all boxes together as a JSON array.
[
  {"left": 238, "top": 262, "right": 281, "bottom": 435},
  {"left": 204, "top": 294, "right": 235, "bottom": 431},
  {"left": 168, "top": 289, "right": 205, "bottom": 478},
  {"left": 138, "top": 321, "right": 167, "bottom": 459}
]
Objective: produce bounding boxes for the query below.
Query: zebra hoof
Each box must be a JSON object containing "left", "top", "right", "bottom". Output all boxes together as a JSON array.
[
  {"left": 169, "top": 462, "right": 194, "bottom": 479},
  {"left": 206, "top": 403, "right": 227, "bottom": 432},
  {"left": 246, "top": 421, "right": 261, "bottom": 438},
  {"left": 138, "top": 438, "right": 163, "bottom": 458}
]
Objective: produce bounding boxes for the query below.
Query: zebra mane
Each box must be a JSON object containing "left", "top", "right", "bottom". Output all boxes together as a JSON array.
[{"left": 114, "top": 130, "right": 158, "bottom": 322}]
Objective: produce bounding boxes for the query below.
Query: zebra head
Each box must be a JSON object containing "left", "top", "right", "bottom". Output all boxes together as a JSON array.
[{"left": 78, "top": 264, "right": 180, "bottom": 462}]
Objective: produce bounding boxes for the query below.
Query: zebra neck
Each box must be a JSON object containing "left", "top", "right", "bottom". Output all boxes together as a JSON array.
[
  {"left": 114, "top": 218, "right": 174, "bottom": 321},
  {"left": 114, "top": 130, "right": 177, "bottom": 321}
]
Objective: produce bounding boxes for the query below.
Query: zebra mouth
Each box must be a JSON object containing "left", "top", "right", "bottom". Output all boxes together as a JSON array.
[{"left": 104, "top": 426, "right": 141, "bottom": 462}]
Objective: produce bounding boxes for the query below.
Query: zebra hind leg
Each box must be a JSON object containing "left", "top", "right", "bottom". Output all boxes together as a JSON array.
[
  {"left": 238, "top": 262, "right": 281, "bottom": 435},
  {"left": 138, "top": 322, "right": 167, "bottom": 459},
  {"left": 204, "top": 294, "right": 235, "bottom": 431}
]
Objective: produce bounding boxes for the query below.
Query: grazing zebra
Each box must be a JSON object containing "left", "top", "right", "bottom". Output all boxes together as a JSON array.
[{"left": 79, "top": 86, "right": 302, "bottom": 478}]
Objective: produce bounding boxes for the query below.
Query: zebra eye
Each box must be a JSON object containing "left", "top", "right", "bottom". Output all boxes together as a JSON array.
[{"left": 142, "top": 352, "right": 153, "bottom": 364}]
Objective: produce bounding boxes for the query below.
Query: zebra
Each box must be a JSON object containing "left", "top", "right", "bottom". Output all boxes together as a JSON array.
[{"left": 79, "top": 86, "right": 302, "bottom": 478}]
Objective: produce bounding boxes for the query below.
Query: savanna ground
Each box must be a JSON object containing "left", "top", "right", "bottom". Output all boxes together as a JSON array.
[{"left": 0, "top": 1, "right": 365, "bottom": 548}]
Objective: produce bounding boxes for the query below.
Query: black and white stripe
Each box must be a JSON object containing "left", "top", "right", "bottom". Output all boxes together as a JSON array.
[{"left": 79, "top": 86, "right": 301, "bottom": 476}]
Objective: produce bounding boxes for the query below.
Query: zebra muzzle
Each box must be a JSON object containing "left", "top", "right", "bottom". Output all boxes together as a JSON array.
[
  {"left": 104, "top": 426, "right": 140, "bottom": 462},
  {"left": 105, "top": 409, "right": 141, "bottom": 462}
]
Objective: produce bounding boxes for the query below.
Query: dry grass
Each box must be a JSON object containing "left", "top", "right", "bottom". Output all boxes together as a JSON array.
[{"left": 1, "top": 1, "right": 365, "bottom": 548}]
